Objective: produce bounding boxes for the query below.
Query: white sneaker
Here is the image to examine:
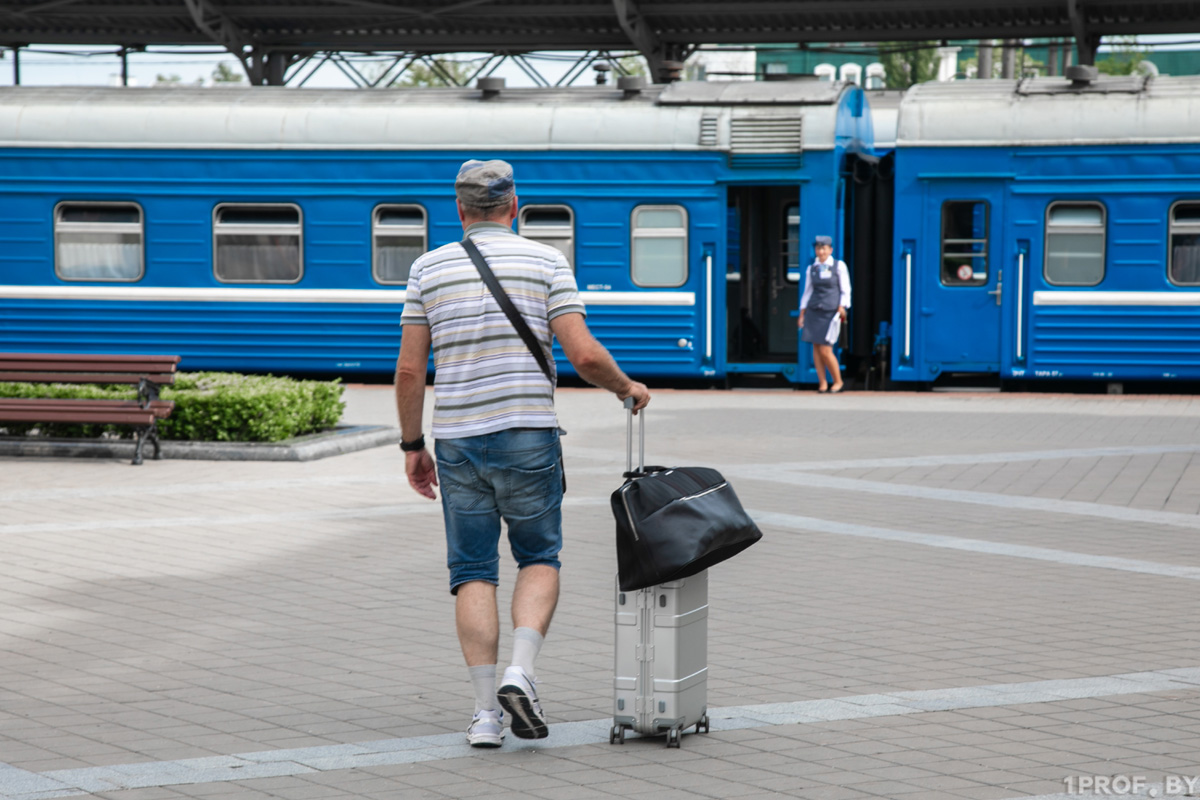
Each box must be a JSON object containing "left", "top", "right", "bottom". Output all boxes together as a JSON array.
[
  {"left": 466, "top": 709, "right": 504, "bottom": 747},
  {"left": 497, "top": 666, "right": 548, "bottom": 739}
]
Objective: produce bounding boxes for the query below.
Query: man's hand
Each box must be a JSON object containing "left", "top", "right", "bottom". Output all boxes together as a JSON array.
[
  {"left": 619, "top": 381, "right": 651, "bottom": 414},
  {"left": 406, "top": 449, "right": 438, "bottom": 500}
]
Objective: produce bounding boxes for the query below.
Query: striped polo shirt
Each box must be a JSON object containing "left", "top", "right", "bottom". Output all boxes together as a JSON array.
[{"left": 401, "top": 221, "right": 586, "bottom": 440}]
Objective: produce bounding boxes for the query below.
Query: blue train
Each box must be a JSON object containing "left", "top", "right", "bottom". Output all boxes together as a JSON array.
[{"left": 0, "top": 73, "right": 1196, "bottom": 386}]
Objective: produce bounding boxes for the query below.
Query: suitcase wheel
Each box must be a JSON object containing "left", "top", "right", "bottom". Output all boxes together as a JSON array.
[
  {"left": 666, "top": 725, "right": 682, "bottom": 748},
  {"left": 609, "top": 724, "right": 627, "bottom": 745},
  {"left": 697, "top": 714, "right": 710, "bottom": 734}
]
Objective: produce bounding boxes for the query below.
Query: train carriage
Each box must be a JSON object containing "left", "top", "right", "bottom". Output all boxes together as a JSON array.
[
  {"left": 890, "top": 73, "right": 1200, "bottom": 384},
  {"left": 0, "top": 81, "right": 870, "bottom": 382}
]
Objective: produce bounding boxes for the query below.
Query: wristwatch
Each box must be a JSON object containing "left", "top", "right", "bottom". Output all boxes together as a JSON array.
[{"left": 399, "top": 435, "right": 426, "bottom": 452}]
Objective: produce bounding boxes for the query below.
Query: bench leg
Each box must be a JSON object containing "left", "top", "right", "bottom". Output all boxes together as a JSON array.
[
  {"left": 148, "top": 420, "right": 162, "bottom": 460},
  {"left": 132, "top": 427, "right": 147, "bottom": 466}
]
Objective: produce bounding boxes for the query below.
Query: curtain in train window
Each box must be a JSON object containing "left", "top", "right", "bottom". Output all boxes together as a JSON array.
[
  {"left": 1169, "top": 202, "right": 1200, "bottom": 286},
  {"left": 940, "top": 201, "right": 989, "bottom": 286},
  {"left": 1044, "top": 202, "right": 1106, "bottom": 286},
  {"left": 518, "top": 205, "right": 574, "bottom": 270},
  {"left": 782, "top": 203, "right": 801, "bottom": 282},
  {"left": 214, "top": 204, "right": 303, "bottom": 283},
  {"left": 631, "top": 206, "right": 688, "bottom": 287},
  {"left": 373, "top": 205, "right": 426, "bottom": 284},
  {"left": 54, "top": 202, "right": 144, "bottom": 281}
]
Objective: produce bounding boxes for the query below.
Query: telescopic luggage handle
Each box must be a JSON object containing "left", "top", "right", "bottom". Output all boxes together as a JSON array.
[{"left": 624, "top": 397, "right": 644, "bottom": 476}]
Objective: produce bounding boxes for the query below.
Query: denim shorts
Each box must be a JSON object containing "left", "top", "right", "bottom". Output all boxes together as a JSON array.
[{"left": 435, "top": 427, "right": 564, "bottom": 594}]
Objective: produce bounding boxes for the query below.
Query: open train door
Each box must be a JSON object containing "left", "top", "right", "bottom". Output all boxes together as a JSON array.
[{"left": 725, "top": 185, "right": 802, "bottom": 381}]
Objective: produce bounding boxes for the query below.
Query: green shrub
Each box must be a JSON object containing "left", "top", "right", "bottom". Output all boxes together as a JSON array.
[{"left": 0, "top": 372, "right": 346, "bottom": 443}]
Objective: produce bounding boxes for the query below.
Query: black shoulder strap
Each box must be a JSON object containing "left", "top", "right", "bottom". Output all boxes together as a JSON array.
[{"left": 461, "top": 236, "right": 554, "bottom": 383}]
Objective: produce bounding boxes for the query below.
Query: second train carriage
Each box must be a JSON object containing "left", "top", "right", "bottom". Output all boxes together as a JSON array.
[
  {"left": 889, "top": 73, "right": 1200, "bottom": 384},
  {"left": 0, "top": 80, "right": 872, "bottom": 382}
]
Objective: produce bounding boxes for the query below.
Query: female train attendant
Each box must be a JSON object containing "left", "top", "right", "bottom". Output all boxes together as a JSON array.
[{"left": 798, "top": 235, "right": 851, "bottom": 393}]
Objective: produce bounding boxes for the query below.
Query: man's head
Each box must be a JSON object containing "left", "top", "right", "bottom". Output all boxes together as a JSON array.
[{"left": 456, "top": 159, "right": 518, "bottom": 226}]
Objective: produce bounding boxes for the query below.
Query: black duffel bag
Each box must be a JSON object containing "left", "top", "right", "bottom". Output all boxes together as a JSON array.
[{"left": 611, "top": 406, "right": 762, "bottom": 592}]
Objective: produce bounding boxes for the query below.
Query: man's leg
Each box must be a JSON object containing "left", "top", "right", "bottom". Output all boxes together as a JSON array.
[
  {"left": 437, "top": 436, "right": 505, "bottom": 746},
  {"left": 498, "top": 565, "right": 557, "bottom": 739},
  {"left": 492, "top": 428, "right": 564, "bottom": 740},
  {"left": 456, "top": 580, "right": 500, "bottom": 667},
  {"left": 455, "top": 580, "right": 505, "bottom": 746},
  {"left": 512, "top": 563, "right": 559, "bottom": 637}
]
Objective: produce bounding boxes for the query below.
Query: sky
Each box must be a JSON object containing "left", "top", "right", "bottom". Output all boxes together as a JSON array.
[{"left": 0, "top": 36, "right": 1195, "bottom": 89}]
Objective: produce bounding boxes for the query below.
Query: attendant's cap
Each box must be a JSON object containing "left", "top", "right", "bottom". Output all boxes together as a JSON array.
[
  {"left": 455, "top": 159, "right": 515, "bottom": 209},
  {"left": 814, "top": 235, "right": 833, "bottom": 246}
]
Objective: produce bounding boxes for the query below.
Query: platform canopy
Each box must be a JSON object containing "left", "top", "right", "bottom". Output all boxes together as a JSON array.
[{"left": 2, "top": 0, "right": 1199, "bottom": 84}]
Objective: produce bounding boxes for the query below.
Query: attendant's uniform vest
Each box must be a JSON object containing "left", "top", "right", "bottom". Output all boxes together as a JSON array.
[{"left": 806, "top": 259, "right": 842, "bottom": 311}]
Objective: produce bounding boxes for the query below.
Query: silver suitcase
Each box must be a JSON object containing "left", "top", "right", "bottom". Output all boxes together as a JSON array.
[{"left": 610, "top": 401, "right": 711, "bottom": 747}]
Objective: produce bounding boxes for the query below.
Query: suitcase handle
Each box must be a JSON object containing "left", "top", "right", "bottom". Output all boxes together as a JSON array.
[{"left": 624, "top": 397, "right": 644, "bottom": 475}]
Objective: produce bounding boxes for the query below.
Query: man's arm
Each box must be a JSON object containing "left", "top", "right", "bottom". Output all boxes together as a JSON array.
[
  {"left": 395, "top": 323, "right": 438, "bottom": 499},
  {"left": 549, "top": 312, "right": 650, "bottom": 412}
]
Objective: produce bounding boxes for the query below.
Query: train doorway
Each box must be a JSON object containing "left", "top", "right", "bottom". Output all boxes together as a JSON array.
[{"left": 726, "top": 186, "right": 802, "bottom": 367}]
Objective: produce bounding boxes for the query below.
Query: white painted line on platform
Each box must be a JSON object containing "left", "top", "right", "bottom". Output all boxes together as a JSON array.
[
  {"left": 2, "top": 668, "right": 1197, "bottom": 800},
  {"left": 749, "top": 510, "right": 1200, "bottom": 581},
  {"left": 736, "top": 469, "right": 1200, "bottom": 532},
  {"left": 766, "top": 443, "right": 1200, "bottom": 472}
]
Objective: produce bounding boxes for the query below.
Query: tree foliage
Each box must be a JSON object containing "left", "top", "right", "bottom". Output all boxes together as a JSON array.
[
  {"left": 877, "top": 42, "right": 940, "bottom": 89},
  {"left": 211, "top": 62, "right": 244, "bottom": 83},
  {"left": 1097, "top": 36, "right": 1151, "bottom": 76},
  {"left": 394, "top": 58, "right": 475, "bottom": 87}
]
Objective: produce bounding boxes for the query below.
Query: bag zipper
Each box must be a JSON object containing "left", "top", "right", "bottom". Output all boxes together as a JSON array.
[{"left": 620, "top": 484, "right": 639, "bottom": 541}]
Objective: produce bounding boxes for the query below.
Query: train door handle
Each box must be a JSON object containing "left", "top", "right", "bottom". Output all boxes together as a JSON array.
[{"left": 987, "top": 270, "right": 1003, "bottom": 306}]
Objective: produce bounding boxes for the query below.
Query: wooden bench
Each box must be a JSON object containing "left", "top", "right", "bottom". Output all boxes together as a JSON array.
[{"left": 0, "top": 353, "right": 181, "bottom": 465}]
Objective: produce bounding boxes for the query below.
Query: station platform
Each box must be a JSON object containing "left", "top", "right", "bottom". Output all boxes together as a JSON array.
[{"left": 2, "top": 386, "right": 1199, "bottom": 800}]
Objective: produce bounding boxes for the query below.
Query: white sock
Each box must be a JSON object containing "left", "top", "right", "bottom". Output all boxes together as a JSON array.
[
  {"left": 510, "top": 627, "right": 544, "bottom": 678},
  {"left": 468, "top": 664, "right": 497, "bottom": 714}
]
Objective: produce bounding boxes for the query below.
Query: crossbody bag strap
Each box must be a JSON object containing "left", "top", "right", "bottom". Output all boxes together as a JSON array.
[{"left": 461, "top": 236, "right": 554, "bottom": 383}]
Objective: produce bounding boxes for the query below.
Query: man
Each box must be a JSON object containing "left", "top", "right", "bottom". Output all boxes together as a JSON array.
[{"left": 394, "top": 159, "right": 650, "bottom": 748}]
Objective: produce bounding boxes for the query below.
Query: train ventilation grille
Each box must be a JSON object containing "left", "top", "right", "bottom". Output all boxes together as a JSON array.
[
  {"left": 729, "top": 114, "right": 802, "bottom": 167},
  {"left": 699, "top": 115, "right": 719, "bottom": 146}
]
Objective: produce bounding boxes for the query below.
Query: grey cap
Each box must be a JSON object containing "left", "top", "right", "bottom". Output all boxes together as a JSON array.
[
  {"left": 814, "top": 235, "right": 833, "bottom": 246},
  {"left": 455, "top": 159, "right": 515, "bottom": 209}
]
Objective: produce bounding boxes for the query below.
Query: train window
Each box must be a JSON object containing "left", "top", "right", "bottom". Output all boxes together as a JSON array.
[
  {"left": 213, "top": 204, "right": 303, "bottom": 283},
  {"left": 940, "top": 201, "right": 989, "bottom": 286},
  {"left": 1169, "top": 202, "right": 1200, "bottom": 286},
  {"left": 782, "top": 204, "right": 802, "bottom": 282},
  {"left": 373, "top": 205, "right": 426, "bottom": 285},
  {"left": 54, "top": 202, "right": 144, "bottom": 282},
  {"left": 519, "top": 205, "right": 575, "bottom": 269},
  {"left": 1044, "top": 202, "right": 1106, "bottom": 286},
  {"left": 631, "top": 205, "right": 688, "bottom": 287}
]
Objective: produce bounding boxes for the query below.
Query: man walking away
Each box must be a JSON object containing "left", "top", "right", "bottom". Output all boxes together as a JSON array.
[{"left": 394, "top": 159, "right": 650, "bottom": 747}]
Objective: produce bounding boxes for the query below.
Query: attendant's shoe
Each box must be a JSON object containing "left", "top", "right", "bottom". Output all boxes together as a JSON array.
[
  {"left": 497, "top": 666, "right": 548, "bottom": 739},
  {"left": 466, "top": 709, "right": 504, "bottom": 747},
  {"left": 830, "top": 383, "right": 845, "bottom": 394},
  {"left": 818, "top": 386, "right": 829, "bottom": 393}
]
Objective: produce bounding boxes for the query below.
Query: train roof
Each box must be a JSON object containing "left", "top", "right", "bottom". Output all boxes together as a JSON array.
[
  {"left": 0, "top": 81, "right": 858, "bottom": 152},
  {"left": 865, "top": 90, "right": 902, "bottom": 151},
  {"left": 897, "top": 74, "right": 1200, "bottom": 147}
]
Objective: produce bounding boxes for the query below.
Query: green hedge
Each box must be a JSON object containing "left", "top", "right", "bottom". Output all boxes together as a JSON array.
[{"left": 0, "top": 372, "right": 346, "bottom": 443}]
